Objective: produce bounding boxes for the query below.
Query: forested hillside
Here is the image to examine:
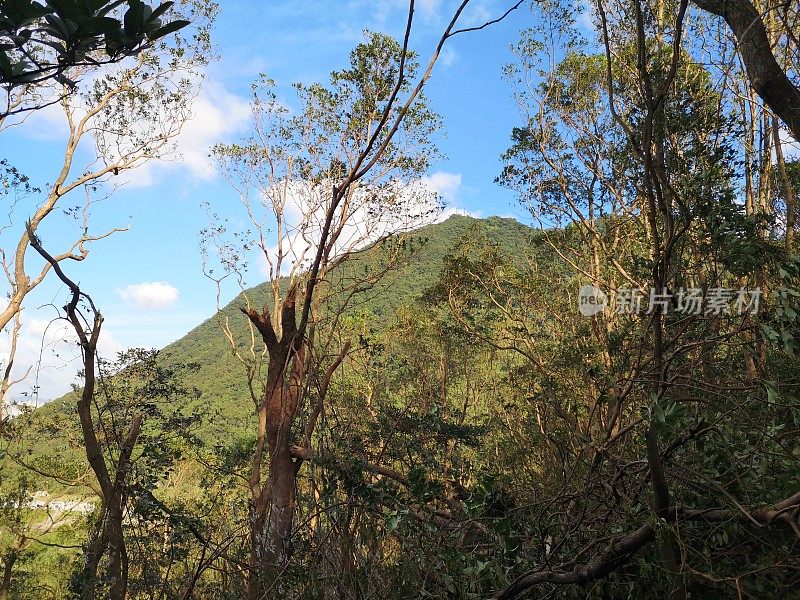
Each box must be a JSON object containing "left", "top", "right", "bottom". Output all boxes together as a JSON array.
[
  {"left": 20, "top": 214, "right": 536, "bottom": 449},
  {"left": 159, "top": 214, "right": 535, "bottom": 434}
]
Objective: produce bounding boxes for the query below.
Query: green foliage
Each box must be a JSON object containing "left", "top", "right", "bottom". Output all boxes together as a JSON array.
[
  {"left": 0, "top": 0, "right": 189, "bottom": 88},
  {"left": 5, "top": 208, "right": 800, "bottom": 598},
  {"left": 760, "top": 254, "right": 800, "bottom": 354}
]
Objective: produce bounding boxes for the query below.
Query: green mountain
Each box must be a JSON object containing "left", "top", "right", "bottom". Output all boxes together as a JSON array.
[
  {"left": 158, "top": 214, "right": 535, "bottom": 434},
  {"left": 17, "top": 214, "right": 538, "bottom": 470}
]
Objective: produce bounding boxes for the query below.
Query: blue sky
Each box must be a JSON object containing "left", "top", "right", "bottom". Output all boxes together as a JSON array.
[{"left": 1, "top": 0, "right": 547, "bottom": 402}]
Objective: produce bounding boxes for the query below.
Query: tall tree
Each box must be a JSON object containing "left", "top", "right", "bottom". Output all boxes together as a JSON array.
[
  {"left": 209, "top": 29, "right": 443, "bottom": 597},
  {"left": 208, "top": 2, "right": 526, "bottom": 595}
]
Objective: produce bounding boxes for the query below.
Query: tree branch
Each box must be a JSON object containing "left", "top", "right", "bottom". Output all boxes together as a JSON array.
[{"left": 496, "top": 488, "right": 800, "bottom": 599}]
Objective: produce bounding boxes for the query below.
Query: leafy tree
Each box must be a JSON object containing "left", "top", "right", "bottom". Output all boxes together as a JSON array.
[
  {"left": 208, "top": 28, "right": 445, "bottom": 597},
  {"left": 206, "top": 3, "right": 529, "bottom": 594}
]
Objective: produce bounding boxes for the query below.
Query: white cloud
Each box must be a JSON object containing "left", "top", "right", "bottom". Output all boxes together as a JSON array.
[
  {"left": 575, "top": 0, "right": 595, "bottom": 31},
  {"left": 237, "top": 176, "right": 444, "bottom": 280},
  {"left": 419, "top": 0, "right": 443, "bottom": 20},
  {"left": 7, "top": 55, "right": 144, "bottom": 142},
  {"left": 420, "top": 171, "right": 463, "bottom": 202},
  {"left": 459, "top": 0, "right": 495, "bottom": 28},
  {"left": 778, "top": 128, "right": 800, "bottom": 160},
  {"left": 123, "top": 78, "right": 251, "bottom": 187},
  {"left": 5, "top": 98, "right": 69, "bottom": 140},
  {"left": 118, "top": 282, "right": 179, "bottom": 310},
  {"left": 439, "top": 46, "right": 459, "bottom": 69},
  {"left": 173, "top": 81, "right": 252, "bottom": 180},
  {"left": 238, "top": 172, "right": 472, "bottom": 280},
  {"left": 10, "top": 72, "right": 251, "bottom": 187}
]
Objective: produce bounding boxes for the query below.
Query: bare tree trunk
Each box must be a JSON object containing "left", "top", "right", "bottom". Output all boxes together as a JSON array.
[
  {"left": 265, "top": 446, "right": 299, "bottom": 564},
  {"left": 246, "top": 386, "right": 301, "bottom": 598},
  {"left": 244, "top": 293, "right": 305, "bottom": 599},
  {"left": 106, "top": 502, "right": 128, "bottom": 600}
]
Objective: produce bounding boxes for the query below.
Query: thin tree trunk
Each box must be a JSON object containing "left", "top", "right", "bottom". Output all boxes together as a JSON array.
[
  {"left": 106, "top": 502, "right": 128, "bottom": 600},
  {"left": 26, "top": 227, "right": 138, "bottom": 600},
  {"left": 774, "top": 116, "right": 796, "bottom": 252}
]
